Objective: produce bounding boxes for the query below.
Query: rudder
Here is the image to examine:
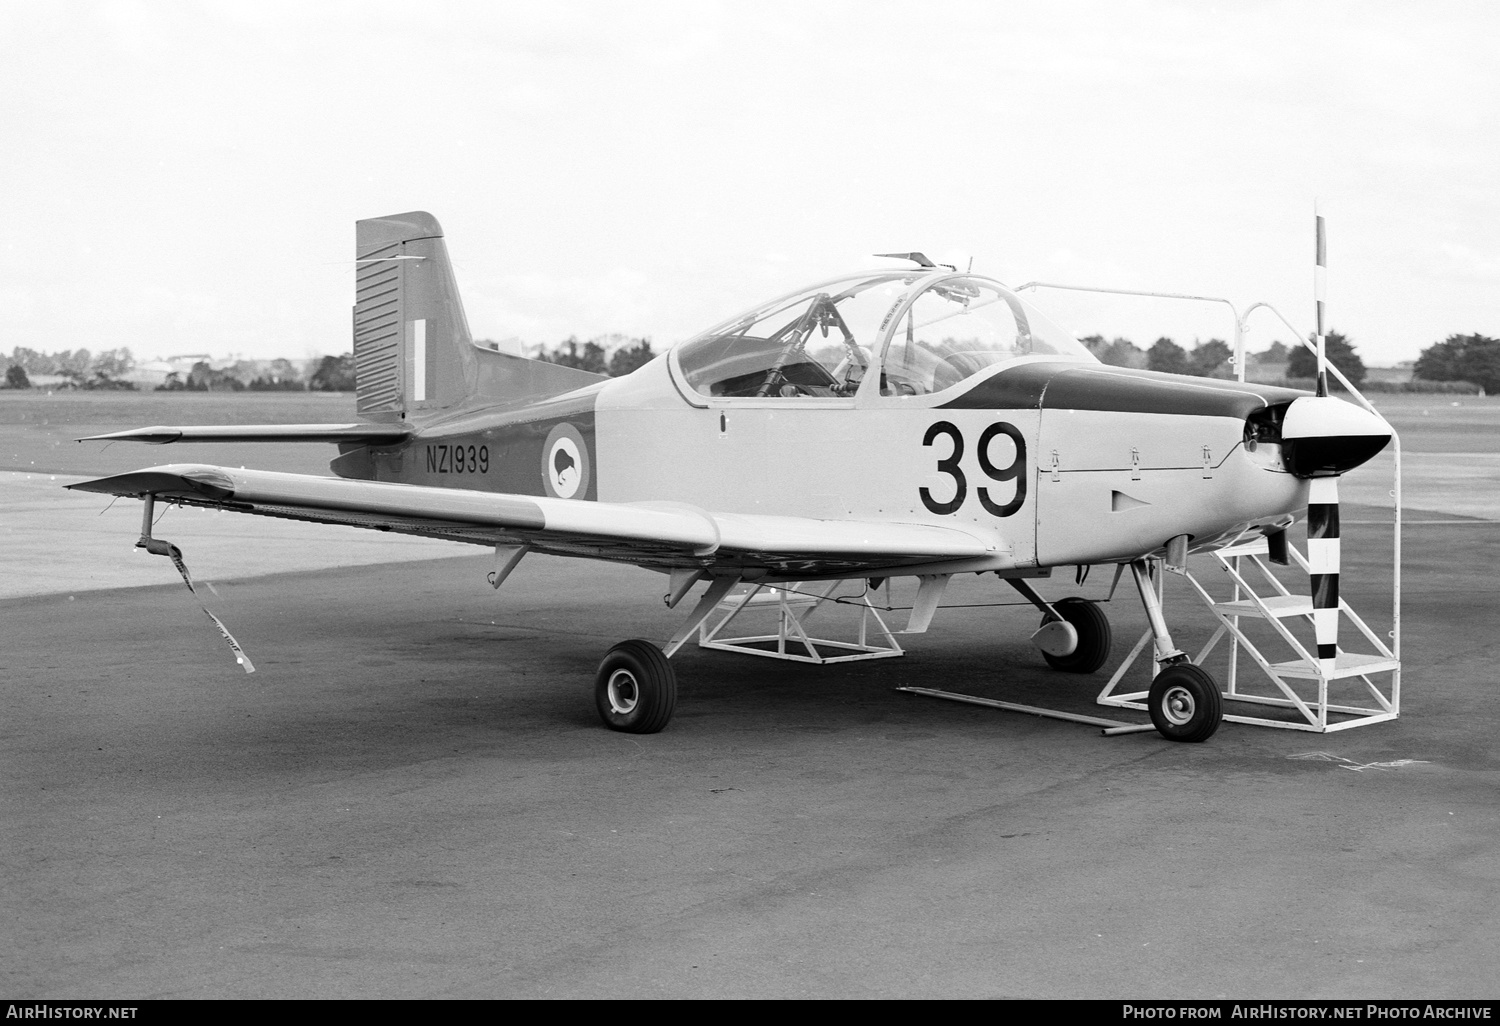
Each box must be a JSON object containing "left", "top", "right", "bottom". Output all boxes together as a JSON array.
[
  {"left": 353, "top": 211, "right": 604, "bottom": 423},
  {"left": 354, "top": 211, "right": 476, "bottom": 421}
]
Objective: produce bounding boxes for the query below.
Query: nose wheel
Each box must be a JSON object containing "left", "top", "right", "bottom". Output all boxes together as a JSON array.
[{"left": 1147, "top": 662, "right": 1222, "bottom": 743}]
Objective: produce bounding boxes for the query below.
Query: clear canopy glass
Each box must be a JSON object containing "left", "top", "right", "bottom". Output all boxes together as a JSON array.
[{"left": 675, "top": 271, "right": 1094, "bottom": 399}]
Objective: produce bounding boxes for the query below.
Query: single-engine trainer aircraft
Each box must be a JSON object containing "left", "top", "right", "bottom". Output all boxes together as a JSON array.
[{"left": 73, "top": 211, "right": 1392, "bottom": 742}]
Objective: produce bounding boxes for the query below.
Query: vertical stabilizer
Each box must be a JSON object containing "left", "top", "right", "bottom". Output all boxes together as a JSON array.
[{"left": 354, "top": 211, "right": 478, "bottom": 421}]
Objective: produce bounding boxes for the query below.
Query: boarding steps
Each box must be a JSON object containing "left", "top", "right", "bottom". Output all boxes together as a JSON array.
[
  {"left": 698, "top": 580, "right": 904, "bottom": 664},
  {"left": 1098, "top": 538, "right": 1401, "bottom": 732}
]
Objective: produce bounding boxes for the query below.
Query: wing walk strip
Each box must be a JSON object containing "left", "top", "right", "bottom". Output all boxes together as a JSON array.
[{"left": 67, "top": 464, "right": 997, "bottom": 573}]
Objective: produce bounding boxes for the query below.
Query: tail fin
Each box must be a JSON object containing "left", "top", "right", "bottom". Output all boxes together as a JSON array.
[
  {"left": 353, "top": 211, "right": 602, "bottom": 423},
  {"left": 354, "top": 211, "right": 473, "bottom": 421}
]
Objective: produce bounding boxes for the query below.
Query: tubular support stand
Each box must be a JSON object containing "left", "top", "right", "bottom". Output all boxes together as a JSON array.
[{"left": 697, "top": 581, "right": 903, "bottom": 664}]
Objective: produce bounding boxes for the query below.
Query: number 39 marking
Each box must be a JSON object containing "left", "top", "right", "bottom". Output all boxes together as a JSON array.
[{"left": 920, "top": 420, "right": 1028, "bottom": 517}]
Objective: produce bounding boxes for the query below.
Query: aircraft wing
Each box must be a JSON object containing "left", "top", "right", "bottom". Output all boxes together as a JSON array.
[
  {"left": 67, "top": 464, "right": 997, "bottom": 577},
  {"left": 78, "top": 424, "right": 414, "bottom": 445}
]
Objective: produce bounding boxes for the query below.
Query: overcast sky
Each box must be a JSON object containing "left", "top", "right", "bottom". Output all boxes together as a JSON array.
[{"left": 3, "top": 0, "right": 1495, "bottom": 366}]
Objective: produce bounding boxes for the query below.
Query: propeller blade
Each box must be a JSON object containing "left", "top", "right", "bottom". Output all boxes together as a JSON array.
[
  {"left": 1306, "top": 477, "right": 1340, "bottom": 677},
  {"left": 1314, "top": 202, "right": 1329, "bottom": 397}
]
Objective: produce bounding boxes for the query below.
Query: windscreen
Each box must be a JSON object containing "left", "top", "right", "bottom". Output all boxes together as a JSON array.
[
  {"left": 675, "top": 271, "right": 1093, "bottom": 399},
  {"left": 879, "top": 277, "right": 1095, "bottom": 396},
  {"left": 676, "top": 273, "right": 916, "bottom": 398}
]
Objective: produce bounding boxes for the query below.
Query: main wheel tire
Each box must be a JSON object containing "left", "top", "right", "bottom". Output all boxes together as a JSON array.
[
  {"left": 595, "top": 640, "right": 677, "bottom": 734},
  {"left": 1148, "top": 662, "right": 1223, "bottom": 743},
  {"left": 1040, "top": 597, "right": 1112, "bottom": 674}
]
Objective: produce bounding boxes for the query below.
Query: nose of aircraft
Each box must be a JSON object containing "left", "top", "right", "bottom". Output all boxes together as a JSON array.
[{"left": 1276, "top": 396, "right": 1392, "bottom": 477}]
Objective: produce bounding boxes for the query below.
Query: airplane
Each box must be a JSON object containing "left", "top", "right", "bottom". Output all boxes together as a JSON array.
[{"left": 71, "top": 211, "right": 1393, "bottom": 743}]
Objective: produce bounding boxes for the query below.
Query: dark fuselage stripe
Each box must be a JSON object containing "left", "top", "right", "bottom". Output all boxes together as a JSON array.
[
  {"left": 371, "top": 391, "right": 599, "bottom": 500},
  {"left": 940, "top": 362, "right": 1308, "bottom": 418}
]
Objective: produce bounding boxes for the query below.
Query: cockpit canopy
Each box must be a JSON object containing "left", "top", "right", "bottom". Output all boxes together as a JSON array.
[{"left": 674, "top": 271, "right": 1095, "bottom": 400}]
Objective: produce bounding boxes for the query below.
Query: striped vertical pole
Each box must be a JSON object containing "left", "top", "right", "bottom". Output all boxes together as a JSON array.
[
  {"left": 1307, "top": 476, "right": 1340, "bottom": 678},
  {"left": 1314, "top": 202, "right": 1329, "bottom": 397}
]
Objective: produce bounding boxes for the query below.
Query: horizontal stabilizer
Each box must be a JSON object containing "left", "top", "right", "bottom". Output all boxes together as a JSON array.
[{"left": 78, "top": 424, "right": 414, "bottom": 445}]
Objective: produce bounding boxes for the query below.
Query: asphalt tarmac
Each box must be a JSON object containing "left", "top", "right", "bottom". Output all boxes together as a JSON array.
[
  {"left": 6, "top": 513, "right": 1499, "bottom": 999},
  {"left": 5, "top": 392, "right": 1499, "bottom": 998}
]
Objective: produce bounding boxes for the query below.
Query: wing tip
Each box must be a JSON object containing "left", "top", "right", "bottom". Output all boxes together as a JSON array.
[
  {"left": 77, "top": 426, "right": 180, "bottom": 444},
  {"left": 66, "top": 466, "right": 237, "bottom": 499}
]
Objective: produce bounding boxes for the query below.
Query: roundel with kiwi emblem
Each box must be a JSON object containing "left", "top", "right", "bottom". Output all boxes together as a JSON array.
[{"left": 541, "top": 422, "right": 591, "bottom": 499}]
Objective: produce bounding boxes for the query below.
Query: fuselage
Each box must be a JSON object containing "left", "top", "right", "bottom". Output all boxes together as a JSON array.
[
  {"left": 331, "top": 264, "right": 1394, "bottom": 576},
  {"left": 307, "top": 227, "right": 1393, "bottom": 578},
  {"left": 346, "top": 349, "right": 1315, "bottom": 574}
]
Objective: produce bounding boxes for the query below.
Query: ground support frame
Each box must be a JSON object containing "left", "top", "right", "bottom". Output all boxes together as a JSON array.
[{"left": 697, "top": 580, "right": 904, "bottom": 664}]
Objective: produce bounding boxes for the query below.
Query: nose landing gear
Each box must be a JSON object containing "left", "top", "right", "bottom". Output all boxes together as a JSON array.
[{"left": 1128, "top": 557, "right": 1225, "bottom": 744}]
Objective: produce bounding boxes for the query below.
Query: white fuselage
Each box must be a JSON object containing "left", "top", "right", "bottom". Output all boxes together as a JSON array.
[{"left": 595, "top": 354, "right": 1308, "bottom": 571}]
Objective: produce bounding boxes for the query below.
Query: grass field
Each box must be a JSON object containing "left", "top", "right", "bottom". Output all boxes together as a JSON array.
[
  {"left": 1359, "top": 392, "right": 1500, "bottom": 454},
  {"left": 0, "top": 390, "right": 357, "bottom": 477},
  {"left": 0, "top": 392, "right": 466, "bottom": 600}
]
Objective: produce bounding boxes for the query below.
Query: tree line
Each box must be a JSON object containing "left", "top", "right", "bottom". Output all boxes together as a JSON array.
[
  {"left": 3, "top": 347, "right": 137, "bottom": 390},
  {"left": 532, "top": 335, "right": 656, "bottom": 377},
  {"left": 1085, "top": 331, "right": 1498, "bottom": 393},
  {"left": 4, "top": 332, "right": 1495, "bottom": 393},
  {"left": 1081, "top": 333, "right": 1369, "bottom": 387},
  {"left": 0, "top": 336, "right": 658, "bottom": 392},
  {"left": 0, "top": 347, "right": 344, "bottom": 392}
]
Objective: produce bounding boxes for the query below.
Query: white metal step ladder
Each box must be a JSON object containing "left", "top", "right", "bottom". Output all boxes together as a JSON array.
[{"left": 1098, "top": 539, "right": 1400, "bottom": 732}]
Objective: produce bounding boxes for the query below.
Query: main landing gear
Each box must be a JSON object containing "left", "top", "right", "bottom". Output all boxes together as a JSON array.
[
  {"left": 595, "top": 640, "right": 677, "bottom": 734},
  {"left": 591, "top": 564, "right": 1225, "bottom": 743},
  {"left": 1038, "top": 596, "right": 1112, "bottom": 674},
  {"left": 1006, "top": 579, "right": 1112, "bottom": 674},
  {"left": 593, "top": 574, "right": 741, "bottom": 734}
]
